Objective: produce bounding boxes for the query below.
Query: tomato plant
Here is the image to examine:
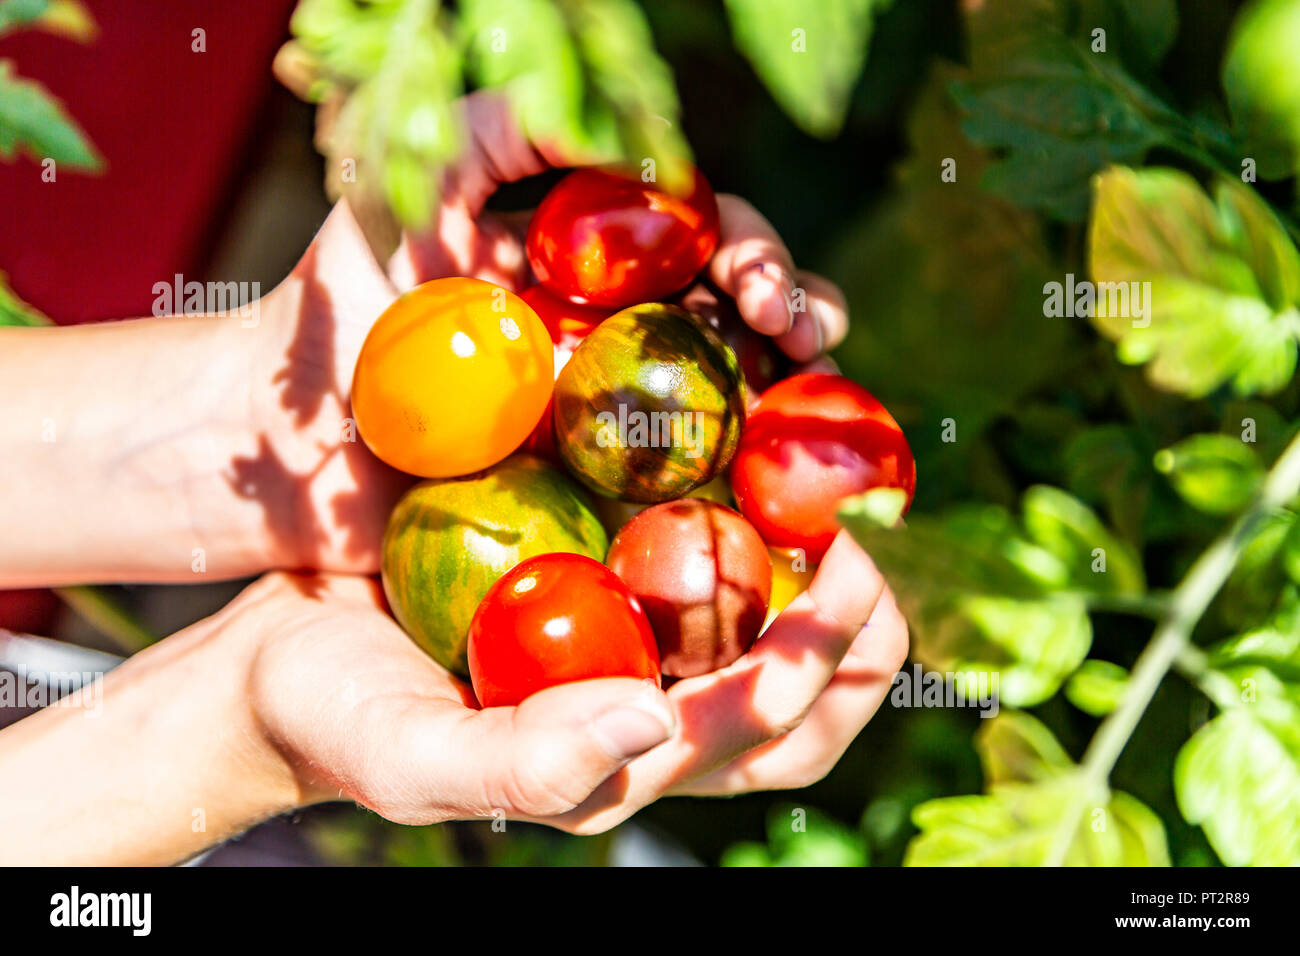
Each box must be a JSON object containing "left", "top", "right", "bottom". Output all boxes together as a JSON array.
[
  {"left": 467, "top": 552, "right": 660, "bottom": 708},
  {"left": 731, "top": 374, "right": 915, "bottom": 562},
  {"left": 607, "top": 499, "right": 771, "bottom": 677},
  {"left": 352, "top": 277, "right": 553, "bottom": 478},
  {"left": 526, "top": 166, "right": 720, "bottom": 308}
]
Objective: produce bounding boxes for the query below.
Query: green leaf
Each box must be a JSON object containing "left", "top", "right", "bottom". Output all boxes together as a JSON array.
[
  {"left": 953, "top": 0, "right": 1190, "bottom": 223},
  {"left": 1065, "top": 659, "right": 1129, "bottom": 716},
  {"left": 1021, "top": 485, "right": 1145, "bottom": 594},
  {"left": 0, "top": 0, "right": 96, "bottom": 41},
  {"left": 1153, "top": 434, "right": 1264, "bottom": 515},
  {"left": 842, "top": 502, "right": 1094, "bottom": 706},
  {"left": 463, "top": 0, "right": 690, "bottom": 189},
  {"left": 723, "top": 805, "right": 868, "bottom": 867},
  {"left": 976, "top": 710, "right": 1073, "bottom": 784},
  {"left": 1222, "top": 0, "right": 1300, "bottom": 180},
  {"left": 907, "top": 777, "right": 1170, "bottom": 865},
  {"left": 324, "top": 0, "right": 464, "bottom": 228},
  {"left": 838, "top": 487, "right": 908, "bottom": 530},
  {"left": 1088, "top": 167, "right": 1300, "bottom": 398},
  {"left": 0, "top": 272, "right": 49, "bottom": 327},
  {"left": 288, "top": 0, "right": 406, "bottom": 88},
  {"left": 1175, "top": 709, "right": 1300, "bottom": 865},
  {"left": 723, "top": 0, "right": 890, "bottom": 138},
  {"left": 0, "top": 60, "right": 101, "bottom": 169}
]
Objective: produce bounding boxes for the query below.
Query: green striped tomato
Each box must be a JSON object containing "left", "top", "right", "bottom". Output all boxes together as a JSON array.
[
  {"left": 553, "top": 304, "right": 745, "bottom": 503},
  {"left": 381, "top": 454, "right": 608, "bottom": 676}
]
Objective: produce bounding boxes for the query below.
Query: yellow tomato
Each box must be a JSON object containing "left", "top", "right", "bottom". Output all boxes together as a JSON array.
[
  {"left": 352, "top": 278, "right": 554, "bottom": 478},
  {"left": 763, "top": 546, "right": 816, "bottom": 632}
]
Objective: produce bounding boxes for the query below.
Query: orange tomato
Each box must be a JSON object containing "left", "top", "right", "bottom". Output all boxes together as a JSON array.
[
  {"left": 762, "top": 546, "right": 816, "bottom": 632},
  {"left": 352, "top": 278, "right": 554, "bottom": 478}
]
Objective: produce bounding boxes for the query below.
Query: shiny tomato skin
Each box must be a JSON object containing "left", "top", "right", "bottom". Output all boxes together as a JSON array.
[
  {"left": 518, "top": 285, "right": 611, "bottom": 461},
  {"left": 526, "top": 166, "right": 721, "bottom": 308},
  {"left": 352, "top": 278, "right": 553, "bottom": 478},
  {"left": 731, "top": 374, "right": 915, "bottom": 563},
  {"left": 607, "top": 499, "right": 771, "bottom": 678},
  {"left": 468, "top": 553, "right": 660, "bottom": 708}
]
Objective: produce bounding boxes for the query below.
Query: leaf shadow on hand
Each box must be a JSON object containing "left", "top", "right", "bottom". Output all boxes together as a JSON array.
[{"left": 226, "top": 244, "right": 413, "bottom": 572}]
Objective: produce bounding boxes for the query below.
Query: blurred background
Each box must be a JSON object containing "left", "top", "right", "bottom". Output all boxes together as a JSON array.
[{"left": 3, "top": 0, "right": 1294, "bottom": 866}]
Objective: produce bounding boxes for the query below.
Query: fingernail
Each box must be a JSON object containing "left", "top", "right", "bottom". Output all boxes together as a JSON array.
[{"left": 591, "top": 697, "right": 674, "bottom": 760}]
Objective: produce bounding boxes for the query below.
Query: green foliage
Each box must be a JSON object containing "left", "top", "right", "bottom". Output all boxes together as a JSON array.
[
  {"left": 841, "top": 487, "right": 1141, "bottom": 706},
  {"left": 463, "top": 0, "right": 690, "bottom": 190},
  {"left": 1065, "top": 659, "right": 1129, "bottom": 716},
  {"left": 721, "top": 804, "right": 869, "bottom": 867},
  {"left": 951, "top": 0, "right": 1203, "bottom": 221},
  {"left": 907, "top": 712, "right": 1170, "bottom": 865},
  {"left": 1089, "top": 168, "right": 1300, "bottom": 398},
  {"left": 281, "top": 0, "right": 691, "bottom": 229},
  {"left": 1223, "top": 0, "right": 1300, "bottom": 180},
  {"left": 722, "top": 0, "right": 891, "bottom": 138},
  {"left": 0, "top": 0, "right": 99, "bottom": 170},
  {"left": 0, "top": 272, "right": 49, "bottom": 327},
  {"left": 1154, "top": 434, "right": 1264, "bottom": 514}
]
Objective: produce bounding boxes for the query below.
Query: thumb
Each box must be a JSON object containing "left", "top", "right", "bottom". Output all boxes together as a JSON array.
[{"left": 429, "top": 678, "right": 675, "bottom": 820}]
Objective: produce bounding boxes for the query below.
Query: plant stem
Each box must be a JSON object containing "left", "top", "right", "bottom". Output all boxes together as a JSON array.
[
  {"left": 52, "top": 586, "right": 156, "bottom": 656},
  {"left": 1084, "top": 591, "right": 1171, "bottom": 619},
  {"left": 1044, "top": 428, "right": 1300, "bottom": 865}
]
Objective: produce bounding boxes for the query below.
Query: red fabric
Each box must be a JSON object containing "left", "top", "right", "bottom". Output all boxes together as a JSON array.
[{"left": 0, "top": 0, "right": 297, "bottom": 324}]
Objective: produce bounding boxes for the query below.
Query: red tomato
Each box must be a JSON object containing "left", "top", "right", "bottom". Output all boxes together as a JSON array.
[
  {"left": 518, "top": 285, "right": 611, "bottom": 461},
  {"left": 467, "top": 553, "right": 661, "bottom": 708},
  {"left": 607, "top": 499, "right": 771, "bottom": 678},
  {"left": 730, "top": 374, "right": 915, "bottom": 562},
  {"left": 526, "top": 166, "right": 721, "bottom": 308}
]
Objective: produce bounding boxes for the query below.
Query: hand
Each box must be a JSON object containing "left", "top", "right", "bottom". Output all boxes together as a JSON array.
[
  {"left": 255, "top": 92, "right": 851, "bottom": 575},
  {"left": 242, "top": 529, "right": 905, "bottom": 832}
]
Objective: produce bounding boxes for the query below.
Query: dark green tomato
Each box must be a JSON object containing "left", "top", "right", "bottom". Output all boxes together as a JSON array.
[{"left": 553, "top": 303, "right": 746, "bottom": 503}]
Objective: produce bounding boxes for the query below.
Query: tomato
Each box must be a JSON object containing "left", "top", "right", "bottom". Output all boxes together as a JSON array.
[
  {"left": 763, "top": 547, "right": 816, "bottom": 632},
  {"left": 518, "top": 285, "right": 611, "bottom": 462},
  {"left": 553, "top": 304, "right": 746, "bottom": 502},
  {"left": 607, "top": 499, "right": 771, "bottom": 677},
  {"left": 731, "top": 374, "right": 915, "bottom": 562},
  {"left": 526, "top": 166, "right": 721, "bottom": 308},
  {"left": 676, "top": 281, "right": 788, "bottom": 403},
  {"left": 352, "top": 277, "right": 553, "bottom": 478},
  {"left": 467, "top": 553, "right": 660, "bottom": 708}
]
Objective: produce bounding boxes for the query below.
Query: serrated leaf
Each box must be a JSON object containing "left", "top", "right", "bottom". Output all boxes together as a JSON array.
[
  {"left": 1065, "top": 659, "right": 1129, "bottom": 716},
  {"left": 976, "top": 710, "right": 1073, "bottom": 784},
  {"left": 907, "top": 777, "right": 1169, "bottom": 866},
  {"left": 952, "top": 19, "right": 1182, "bottom": 221},
  {"left": 723, "top": 0, "right": 889, "bottom": 139},
  {"left": 1089, "top": 167, "right": 1300, "bottom": 398},
  {"left": 1154, "top": 433, "right": 1263, "bottom": 515},
  {"left": 1021, "top": 485, "right": 1145, "bottom": 594},
  {"left": 0, "top": 60, "right": 101, "bottom": 169},
  {"left": 1222, "top": 0, "right": 1300, "bottom": 180}
]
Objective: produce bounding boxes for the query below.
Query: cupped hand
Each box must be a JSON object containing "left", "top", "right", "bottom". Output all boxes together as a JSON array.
[
  {"left": 255, "top": 93, "right": 849, "bottom": 574},
  {"left": 241, "top": 528, "right": 904, "bottom": 830}
]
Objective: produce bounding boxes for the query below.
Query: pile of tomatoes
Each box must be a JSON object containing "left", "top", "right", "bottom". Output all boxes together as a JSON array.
[{"left": 352, "top": 166, "right": 915, "bottom": 708}]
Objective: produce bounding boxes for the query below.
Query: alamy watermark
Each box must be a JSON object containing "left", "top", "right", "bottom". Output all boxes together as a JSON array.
[
  {"left": 890, "top": 664, "right": 999, "bottom": 718},
  {"left": 0, "top": 670, "right": 103, "bottom": 716},
  {"left": 1043, "top": 273, "right": 1151, "bottom": 327},
  {"left": 152, "top": 273, "right": 260, "bottom": 327},
  {"left": 594, "top": 404, "right": 706, "bottom": 459}
]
